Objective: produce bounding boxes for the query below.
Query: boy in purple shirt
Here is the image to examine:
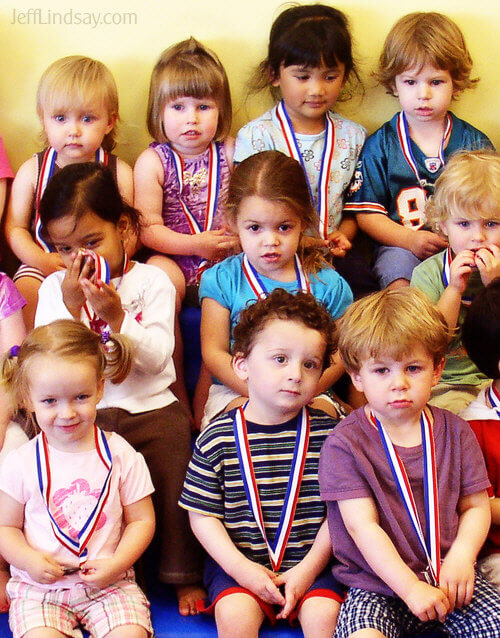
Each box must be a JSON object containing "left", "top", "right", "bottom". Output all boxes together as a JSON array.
[{"left": 319, "top": 287, "right": 500, "bottom": 637}]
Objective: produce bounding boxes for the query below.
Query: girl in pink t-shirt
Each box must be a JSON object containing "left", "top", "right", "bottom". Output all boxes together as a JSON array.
[{"left": 0, "top": 320, "right": 155, "bottom": 638}]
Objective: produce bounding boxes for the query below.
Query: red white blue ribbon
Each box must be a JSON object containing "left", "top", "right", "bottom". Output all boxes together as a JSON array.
[
  {"left": 169, "top": 142, "right": 221, "bottom": 276},
  {"left": 34, "top": 147, "right": 109, "bottom": 252},
  {"left": 370, "top": 410, "right": 441, "bottom": 587},
  {"left": 442, "top": 247, "right": 474, "bottom": 306},
  {"left": 233, "top": 405, "right": 310, "bottom": 571},
  {"left": 275, "top": 101, "right": 335, "bottom": 239},
  {"left": 487, "top": 383, "right": 500, "bottom": 419},
  {"left": 36, "top": 425, "right": 113, "bottom": 564},
  {"left": 397, "top": 111, "right": 451, "bottom": 190},
  {"left": 80, "top": 249, "right": 111, "bottom": 326},
  {"left": 242, "top": 253, "right": 310, "bottom": 300}
]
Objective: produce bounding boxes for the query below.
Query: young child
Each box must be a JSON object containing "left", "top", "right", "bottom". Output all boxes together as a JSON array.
[
  {"left": 0, "top": 319, "right": 155, "bottom": 637},
  {"left": 180, "top": 289, "right": 344, "bottom": 637},
  {"left": 234, "top": 4, "right": 373, "bottom": 296},
  {"left": 5, "top": 55, "right": 134, "bottom": 329},
  {"left": 319, "top": 287, "right": 500, "bottom": 638},
  {"left": 460, "top": 279, "right": 500, "bottom": 589},
  {"left": 411, "top": 150, "right": 500, "bottom": 413},
  {"left": 344, "top": 12, "right": 494, "bottom": 290},
  {"left": 33, "top": 162, "right": 204, "bottom": 615},
  {"left": 134, "top": 37, "right": 238, "bottom": 419},
  {"left": 200, "top": 151, "right": 353, "bottom": 426}
]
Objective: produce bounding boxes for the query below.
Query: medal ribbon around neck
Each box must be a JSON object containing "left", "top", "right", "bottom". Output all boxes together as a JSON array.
[
  {"left": 169, "top": 142, "right": 221, "bottom": 276},
  {"left": 36, "top": 425, "right": 113, "bottom": 564},
  {"left": 397, "top": 112, "right": 451, "bottom": 194},
  {"left": 242, "top": 253, "right": 310, "bottom": 300},
  {"left": 441, "top": 247, "right": 474, "bottom": 306},
  {"left": 487, "top": 383, "right": 500, "bottom": 419},
  {"left": 233, "top": 405, "right": 310, "bottom": 571},
  {"left": 370, "top": 410, "right": 441, "bottom": 586},
  {"left": 34, "top": 147, "right": 109, "bottom": 252},
  {"left": 275, "top": 100, "right": 335, "bottom": 239},
  {"left": 80, "top": 250, "right": 129, "bottom": 337}
]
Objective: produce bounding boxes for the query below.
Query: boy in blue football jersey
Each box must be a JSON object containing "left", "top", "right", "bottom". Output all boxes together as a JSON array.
[{"left": 344, "top": 12, "right": 493, "bottom": 290}]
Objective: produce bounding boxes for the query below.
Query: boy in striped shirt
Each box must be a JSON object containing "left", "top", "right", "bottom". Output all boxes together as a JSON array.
[{"left": 180, "top": 289, "right": 344, "bottom": 637}]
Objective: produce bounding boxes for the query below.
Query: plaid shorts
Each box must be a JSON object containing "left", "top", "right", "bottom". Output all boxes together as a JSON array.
[
  {"left": 7, "top": 577, "right": 153, "bottom": 638},
  {"left": 334, "top": 571, "right": 500, "bottom": 638}
]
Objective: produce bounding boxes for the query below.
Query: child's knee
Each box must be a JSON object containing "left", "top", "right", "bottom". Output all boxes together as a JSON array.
[
  {"left": 214, "top": 592, "right": 265, "bottom": 638},
  {"left": 298, "top": 595, "right": 341, "bottom": 634}
]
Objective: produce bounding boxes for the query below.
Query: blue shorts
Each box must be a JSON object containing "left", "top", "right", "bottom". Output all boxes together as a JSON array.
[
  {"left": 373, "top": 245, "right": 421, "bottom": 288},
  {"left": 199, "top": 555, "right": 345, "bottom": 624}
]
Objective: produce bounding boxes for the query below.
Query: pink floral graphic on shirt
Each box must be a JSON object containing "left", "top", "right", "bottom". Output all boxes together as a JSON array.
[{"left": 52, "top": 479, "right": 107, "bottom": 540}]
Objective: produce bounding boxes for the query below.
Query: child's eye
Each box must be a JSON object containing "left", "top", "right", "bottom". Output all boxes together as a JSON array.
[
  {"left": 374, "top": 367, "right": 388, "bottom": 374},
  {"left": 248, "top": 224, "right": 260, "bottom": 232},
  {"left": 171, "top": 104, "right": 183, "bottom": 111},
  {"left": 457, "top": 221, "right": 470, "bottom": 228},
  {"left": 57, "top": 246, "right": 72, "bottom": 255},
  {"left": 486, "top": 220, "right": 500, "bottom": 228},
  {"left": 41, "top": 398, "right": 56, "bottom": 406},
  {"left": 325, "top": 74, "right": 340, "bottom": 82},
  {"left": 430, "top": 79, "right": 444, "bottom": 86},
  {"left": 295, "top": 74, "right": 309, "bottom": 81},
  {"left": 304, "top": 360, "right": 318, "bottom": 370},
  {"left": 274, "top": 355, "right": 287, "bottom": 364},
  {"left": 279, "top": 223, "right": 292, "bottom": 232},
  {"left": 407, "top": 365, "right": 421, "bottom": 373},
  {"left": 85, "top": 239, "right": 99, "bottom": 248},
  {"left": 198, "top": 104, "right": 211, "bottom": 111},
  {"left": 54, "top": 114, "right": 66, "bottom": 122},
  {"left": 82, "top": 115, "right": 95, "bottom": 123},
  {"left": 404, "top": 79, "right": 416, "bottom": 86},
  {"left": 76, "top": 394, "right": 90, "bottom": 401}
]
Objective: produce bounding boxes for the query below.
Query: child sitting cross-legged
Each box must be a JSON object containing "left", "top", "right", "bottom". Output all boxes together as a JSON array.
[
  {"left": 460, "top": 279, "right": 500, "bottom": 590},
  {"left": 319, "top": 287, "right": 500, "bottom": 638},
  {"left": 180, "top": 288, "right": 345, "bottom": 638}
]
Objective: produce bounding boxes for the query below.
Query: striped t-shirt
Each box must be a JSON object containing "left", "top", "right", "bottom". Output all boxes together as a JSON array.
[{"left": 179, "top": 407, "right": 337, "bottom": 571}]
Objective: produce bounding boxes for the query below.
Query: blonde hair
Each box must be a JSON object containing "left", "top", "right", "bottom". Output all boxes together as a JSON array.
[
  {"left": 337, "top": 288, "right": 452, "bottom": 373},
  {"left": 375, "top": 12, "right": 478, "bottom": 95},
  {"left": 225, "top": 151, "right": 328, "bottom": 274},
  {"left": 1, "top": 320, "right": 133, "bottom": 418},
  {"left": 37, "top": 55, "right": 119, "bottom": 151},
  {"left": 425, "top": 150, "right": 500, "bottom": 230},
  {"left": 147, "top": 37, "right": 232, "bottom": 143}
]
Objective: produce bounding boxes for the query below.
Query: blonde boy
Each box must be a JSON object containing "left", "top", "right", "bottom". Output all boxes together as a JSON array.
[
  {"left": 319, "top": 287, "right": 500, "bottom": 638},
  {"left": 344, "top": 12, "right": 493, "bottom": 290},
  {"left": 411, "top": 150, "right": 500, "bottom": 413}
]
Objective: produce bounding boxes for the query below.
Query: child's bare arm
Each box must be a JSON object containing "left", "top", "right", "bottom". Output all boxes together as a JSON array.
[
  {"left": 201, "top": 298, "right": 248, "bottom": 396},
  {"left": 189, "top": 511, "right": 285, "bottom": 606},
  {"left": 491, "top": 497, "right": 500, "bottom": 525},
  {"left": 0, "top": 490, "right": 64, "bottom": 584},
  {"left": 79, "top": 495, "right": 155, "bottom": 589},
  {"left": 135, "top": 149, "right": 237, "bottom": 260},
  {"left": 439, "top": 489, "right": 490, "bottom": 610},
  {"left": 339, "top": 496, "right": 450, "bottom": 622},
  {"left": 116, "top": 158, "right": 134, "bottom": 205},
  {"left": 317, "top": 352, "right": 345, "bottom": 395},
  {"left": 5, "top": 158, "right": 64, "bottom": 274},
  {"left": 357, "top": 213, "right": 447, "bottom": 259},
  {"left": 274, "top": 519, "right": 333, "bottom": 619},
  {"left": 436, "top": 250, "right": 476, "bottom": 328}
]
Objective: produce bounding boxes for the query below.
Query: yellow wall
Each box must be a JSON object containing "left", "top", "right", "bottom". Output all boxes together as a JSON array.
[{"left": 1, "top": 0, "right": 498, "bottom": 170}]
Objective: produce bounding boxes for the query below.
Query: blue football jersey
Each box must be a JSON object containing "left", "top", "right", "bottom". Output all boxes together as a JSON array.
[{"left": 344, "top": 111, "right": 494, "bottom": 228}]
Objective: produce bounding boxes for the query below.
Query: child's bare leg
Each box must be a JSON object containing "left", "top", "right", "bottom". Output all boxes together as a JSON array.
[
  {"left": 106, "top": 625, "right": 148, "bottom": 637},
  {"left": 298, "top": 596, "right": 341, "bottom": 638},
  {"left": 15, "top": 276, "right": 41, "bottom": 331},
  {"left": 24, "top": 629, "right": 66, "bottom": 638},
  {"left": 175, "top": 583, "right": 206, "bottom": 616},
  {"left": 147, "top": 255, "right": 192, "bottom": 417},
  {"left": 215, "top": 592, "right": 265, "bottom": 638},
  {"left": 350, "top": 631, "right": 386, "bottom": 638},
  {"left": 193, "top": 363, "right": 211, "bottom": 430},
  {"left": 0, "top": 558, "right": 9, "bottom": 613}
]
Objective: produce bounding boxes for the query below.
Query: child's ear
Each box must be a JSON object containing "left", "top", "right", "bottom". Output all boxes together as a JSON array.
[
  {"left": 105, "top": 112, "right": 117, "bottom": 135},
  {"left": 349, "top": 370, "right": 364, "bottom": 393},
  {"left": 232, "top": 353, "right": 249, "bottom": 381},
  {"left": 117, "top": 214, "right": 131, "bottom": 241},
  {"left": 269, "top": 65, "right": 281, "bottom": 88},
  {"left": 431, "top": 358, "right": 446, "bottom": 388}
]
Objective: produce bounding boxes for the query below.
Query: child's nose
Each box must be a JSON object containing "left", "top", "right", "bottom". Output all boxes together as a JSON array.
[
  {"left": 417, "top": 83, "right": 431, "bottom": 99},
  {"left": 288, "top": 361, "right": 302, "bottom": 382},
  {"left": 68, "top": 120, "right": 81, "bottom": 137},
  {"left": 59, "top": 403, "right": 76, "bottom": 419},
  {"left": 391, "top": 371, "right": 409, "bottom": 389},
  {"left": 186, "top": 108, "right": 199, "bottom": 123},
  {"left": 308, "top": 78, "right": 325, "bottom": 95},
  {"left": 263, "top": 230, "right": 279, "bottom": 245}
]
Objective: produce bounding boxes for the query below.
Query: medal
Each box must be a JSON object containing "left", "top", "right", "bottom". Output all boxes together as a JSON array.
[
  {"left": 242, "top": 253, "right": 310, "bottom": 300},
  {"left": 233, "top": 406, "right": 310, "bottom": 571}
]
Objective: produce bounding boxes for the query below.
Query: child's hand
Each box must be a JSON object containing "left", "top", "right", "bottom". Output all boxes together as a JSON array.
[
  {"left": 327, "top": 231, "right": 352, "bottom": 257},
  {"left": 409, "top": 230, "right": 448, "bottom": 260},
  {"left": 404, "top": 579, "right": 450, "bottom": 622},
  {"left": 439, "top": 554, "right": 475, "bottom": 610},
  {"left": 195, "top": 229, "right": 239, "bottom": 261},
  {"left": 80, "top": 279, "right": 125, "bottom": 332},
  {"left": 26, "top": 552, "right": 64, "bottom": 584},
  {"left": 274, "top": 561, "right": 315, "bottom": 619},
  {"left": 78, "top": 558, "right": 125, "bottom": 589},
  {"left": 233, "top": 558, "right": 285, "bottom": 606},
  {"left": 40, "top": 251, "right": 65, "bottom": 276},
  {"left": 475, "top": 244, "right": 500, "bottom": 286},
  {"left": 61, "top": 251, "right": 90, "bottom": 319},
  {"left": 448, "top": 250, "right": 476, "bottom": 294}
]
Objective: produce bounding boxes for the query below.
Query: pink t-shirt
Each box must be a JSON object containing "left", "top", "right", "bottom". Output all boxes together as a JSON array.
[
  {"left": 0, "top": 431, "right": 153, "bottom": 588},
  {"left": 319, "top": 406, "right": 490, "bottom": 595},
  {"left": 0, "top": 137, "right": 13, "bottom": 180}
]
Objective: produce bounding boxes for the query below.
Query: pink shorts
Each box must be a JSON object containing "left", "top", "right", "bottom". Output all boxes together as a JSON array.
[{"left": 7, "top": 577, "right": 153, "bottom": 638}]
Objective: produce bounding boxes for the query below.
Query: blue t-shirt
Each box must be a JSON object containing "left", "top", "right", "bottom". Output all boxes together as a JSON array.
[{"left": 200, "top": 253, "right": 353, "bottom": 335}]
